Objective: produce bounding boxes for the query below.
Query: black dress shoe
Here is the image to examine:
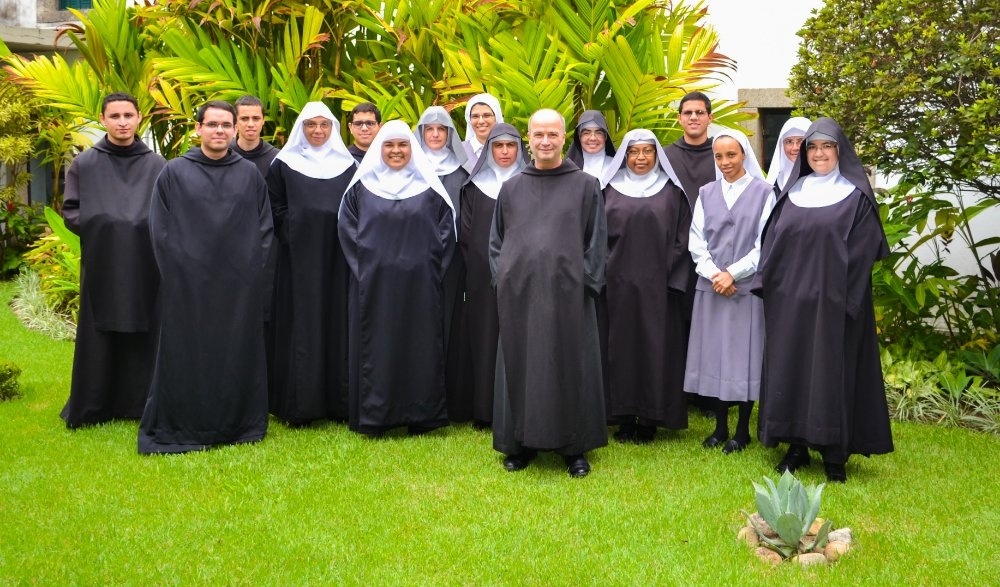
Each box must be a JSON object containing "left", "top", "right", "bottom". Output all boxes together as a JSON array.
[
  {"left": 613, "top": 421, "right": 637, "bottom": 443},
  {"left": 564, "top": 454, "right": 590, "bottom": 478},
  {"left": 472, "top": 420, "right": 491, "bottom": 431},
  {"left": 824, "top": 462, "right": 847, "bottom": 483},
  {"left": 503, "top": 449, "right": 537, "bottom": 472},
  {"left": 722, "top": 438, "right": 749, "bottom": 454},
  {"left": 634, "top": 424, "right": 656, "bottom": 444},
  {"left": 702, "top": 434, "right": 728, "bottom": 449},
  {"left": 775, "top": 445, "right": 811, "bottom": 474}
]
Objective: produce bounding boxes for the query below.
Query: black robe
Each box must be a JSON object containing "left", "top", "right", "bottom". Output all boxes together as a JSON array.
[
  {"left": 458, "top": 182, "right": 500, "bottom": 424},
  {"left": 60, "top": 136, "right": 165, "bottom": 427},
  {"left": 138, "top": 148, "right": 273, "bottom": 454},
  {"left": 601, "top": 181, "right": 691, "bottom": 429},
  {"left": 490, "top": 160, "right": 608, "bottom": 456},
  {"left": 439, "top": 167, "right": 474, "bottom": 422},
  {"left": 338, "top": 184, "right": 455, "bottom": 433},
  {"left": 752, "top": 192, "right": 893, "bottom": 458},
  {"left": 231, "top": 139, "right": 279, "bottom": 177},
  {"left": 663, "top": 137, "right": 715, "bottom": 207},
  {"left": 266, "top": 159, "right": 355, "bottom": 424},
  {"left": 348, "top": 144, "right": 367, "bottom": 164}
]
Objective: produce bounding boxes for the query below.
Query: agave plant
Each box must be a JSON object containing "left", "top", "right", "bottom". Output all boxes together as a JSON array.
[{"left": 747, "top": 470, "right": 833, "bottom": 559}]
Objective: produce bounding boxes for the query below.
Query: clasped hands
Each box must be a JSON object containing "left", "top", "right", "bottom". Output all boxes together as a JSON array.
[{"left": 710, "top": 270, "right": 736, "bottom": 297}]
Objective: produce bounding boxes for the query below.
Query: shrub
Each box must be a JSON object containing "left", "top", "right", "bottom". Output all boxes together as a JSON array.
[
  {"left": 745, "top": 471, "right": 832, "bottom": 560},
  {"left": 0, "top": 200, "right": 47, "bottom": 276},
  {"left": 0, "top": 360, "right": 22, "bottom": 401},
  {"left": 21, "top": 207, "right": 80, "bottom": 323},
  {"left": 10, "top": 268, "right": 77, "bottom": 341}
]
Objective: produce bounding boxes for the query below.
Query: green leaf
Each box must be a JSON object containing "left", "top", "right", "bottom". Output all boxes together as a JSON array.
[{"left": 774, "top": 512, "right": 804, "bottom": 547}]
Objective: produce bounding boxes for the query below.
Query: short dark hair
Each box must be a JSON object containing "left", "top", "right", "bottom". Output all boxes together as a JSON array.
[
  {"left": 679, "top": 91, "right": 712, "bottom": 115},
  {"left": 350, "top": 102, "right": 381, "bottom": 124},
  {"left": 102, "top": 92, "right": 139, "bottom": 115},
  {"left": 234, "top": 95, "right": 264, "bottom": 110},
  {"left": 196, "top": 100, "right": 237, "bottom": 123}
]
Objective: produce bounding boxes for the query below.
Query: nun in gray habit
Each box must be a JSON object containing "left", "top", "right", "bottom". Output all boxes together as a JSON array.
[
  {"left": 415, "top": 106, "right": 474, "bottom": 422},
  {"left": 598, "top": 129, "right": 691, "bottom": 443},
  {"left": 566, "top": 110, "right": 617, "bottom": 186},
  {"left": 751, "top": 117, "right": 892, "bottom": 483}
]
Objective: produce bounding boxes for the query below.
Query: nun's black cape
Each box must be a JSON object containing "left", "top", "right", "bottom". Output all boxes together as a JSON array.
[
  {"left": 138, "top": 147, "right": 273, "bottom": 454},
  {"left": 439, "top": 167, "right": 474, "bottom": 422},
  {"left": 266, "top": 159, "right": 355, "bottom": 424},
  {"left": 566, "top": 110, "right": 616, "bottom": 168},
  {"left": 601, "top": 181, "right": 691, "bottom": 430},
  {"left": 231, "top": 138, "right": 278, "bottom": 177},
  {"left": 338, "top": 185, "right": 455, "bottom": 433},
  {"left": 490, "top": 160, "right": 608, "bottom": 456},
  {"left": 751, "top": 117, "right": 893, "bottom": 459},
  {"left": 61, "top": 136, "right": 165, "bottom": 427}
]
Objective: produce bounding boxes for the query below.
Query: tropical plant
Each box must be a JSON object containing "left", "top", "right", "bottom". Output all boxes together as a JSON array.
[
  {"left": 0, "top": 360, "right": 21, "bottom": 401},
  {"left": 0, "top": 200, "right": 46, "bottom": 277},
  {"left": 746, "top": 471, "right": 832, "bottom": 560},
  {"left": 21, "top": 207, "right": 80, "bottom": 323}
]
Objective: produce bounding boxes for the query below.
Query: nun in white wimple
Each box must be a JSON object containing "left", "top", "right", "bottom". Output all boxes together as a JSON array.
[
  {"left": 566, "top": 110, "right": 617, "bottom": 186},
  {"left": 415, "top": 106, "right": 472, "bottom": 422},
  {"left": 597, "top": 129, "right": 691, "bottom": 444},
  {"left": 458, "top": 122, "right": 528, "bottom": 429},
  {"left": 337, "top": 119, "right": 456, "bottom": 437},
  {"left": 765, "top": 116, "right": 811, "bottom": 193},
  {"left": 684, "top": 128, "right": 775, "bottom": 455},
  {"left": 751, "top": 117, "right": 892, "bottom": 484},
  {"left": 462, "top": 93, "right": 504, "bottom": 166},
  {"left": 267, "top": 101, "right": 357, "bottom": 426}
]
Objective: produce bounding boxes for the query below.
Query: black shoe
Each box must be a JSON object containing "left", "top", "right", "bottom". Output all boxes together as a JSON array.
[
  {"left": 472, "top": 420, "right": 491, "bottom": 431},
  {"left": 702, "top": 433, "right": 728, "bottom": 449},
  {"left": 564, "top": 454, "right": 590, "bottom": 478},
  {"left": 634, "top": 424, "right": 656, "bottom": 444},
  {"left": 613, "top": 420, "right": 637, "bottom": 443},
  {"left": 776, "top": 445, "right": 811, "bottom": 474},
  {"left": 722, "top": 438, "right": 749, "bottom": 454},
  {"left": 503, "top": 450, "right": 537, "bottom": 472},
  {"left": 824, "top": 462, "right": 847, "bottom": 483}
]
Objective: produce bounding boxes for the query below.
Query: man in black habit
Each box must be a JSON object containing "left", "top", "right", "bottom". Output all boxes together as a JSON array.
[
  {"left": 61, "top": 92, "right": 166, "bottom": 428},
  {"left": 490, "top": 108, "right": 608, "bottom": 478},
  {"left": 231, "top": 95, "right": 278, "bottom": 177},
  {"left": 138, "top": 100, "right": 274, "bottom": 454}
]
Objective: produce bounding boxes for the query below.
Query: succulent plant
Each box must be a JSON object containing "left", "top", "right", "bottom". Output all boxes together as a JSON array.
[{"left": 745, "top": 470, "right": 833, "bottom": 559}]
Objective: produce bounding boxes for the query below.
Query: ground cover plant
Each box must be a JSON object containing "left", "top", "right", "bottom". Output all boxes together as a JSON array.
[{"left": 2, "top": 281, "right": 999, "bottom": 584}]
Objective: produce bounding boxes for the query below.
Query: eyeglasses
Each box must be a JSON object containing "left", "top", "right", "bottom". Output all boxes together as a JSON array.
[
  {"left": 470, "top": 113, "right": 495, "bottom": 121},
  {"left": 304, "top": 121, "right": 333, "bottom": 130},
  {"left": 782, "top": 137, "right": 804, "bottom": 147},
  {"left": 201, "top": 122, "right": 234, "bottom": 130},
  {"left": 681, "top": 110, "right": 708, "bottom": 118},
  {"left": 626, "top": 147, "right": 656, "bottom": 157},
  {"left": 580, "top": 129, "right": 605, "bottom": 139},
  {"left": 806, "top": 141, "right": 838, "bottom": 152},
  {"left": 351, "top": 120, "right": 378, "bottom": 128}
]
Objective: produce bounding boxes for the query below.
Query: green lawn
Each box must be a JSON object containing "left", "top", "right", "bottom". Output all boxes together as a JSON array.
[{"left": 1, "top": 280, "right": 998, "bottom": 585}]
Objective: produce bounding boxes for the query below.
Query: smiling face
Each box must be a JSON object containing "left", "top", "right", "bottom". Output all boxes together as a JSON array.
[
  {"left": 303, "top": 116, "right": 332, "bottom": 147},
  {"left": 469, "top": 104, "right": 497, "bottom": 143},
  {"left": 491, "top": 139, "right": 520, "bottom": 168},
  {"left": 625, "top": 143, "right": 657, "bottom": 175},
  {"left": 100, "top": 100, "right": 140, "bottom": 147},
  {"left": 382, "top": 138, "right": 412, "bottom": 170},
  {"left": 713, "top": 136, "right": 746, "bottom": 183},
  {"left": 349, "top": 112, "right": 380, "bottom": 150},
  {"left": 528, "top": 112, "right": 565, "bottom": 170},
  {"left": 196, "top": 107, "right": 236, "bottom": 159},
  {"left": 806, "top": 140, "right": 839, "bottom": 175},
  {"left": 579, "top": 127, "right": 606, "bottom": 155},
  {"left": 782, "top": 134, "right": 804, "bottom": 163},
  {"left": 678, "top": 98, "right": 713, "bottom": 144},
  {"left": 422, "top": 123, "right": 449, "bottom": 151}
]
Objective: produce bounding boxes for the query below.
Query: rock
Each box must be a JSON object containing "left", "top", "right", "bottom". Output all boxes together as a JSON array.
[
  {"left": 808, "top": 518, "right": 826, "bottom": 535},
  {"left": 755, "top": 546, "right": 783, "bottom": 566},
  {"left": 828, "top": 527, "right": 853, "bottom": 546},
  {"left": 749, "top": 513, "right": 779, "bottom": 538},
  {"left": 824, "top": 540, "right": 850, "bottom": 562},
  {"left": 795, "top": 552, "right": 828, "bottom": 567},
  {"left": 737, "top": 526, "right": 759, "bottom": 547}
]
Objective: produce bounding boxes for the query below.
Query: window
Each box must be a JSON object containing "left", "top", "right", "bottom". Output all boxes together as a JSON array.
[
  {"left": 60, "top": 1, "right": 93, "bottom": 9},
  {"left": 759, "top": 108, "right": 793, "bottom": 170}
]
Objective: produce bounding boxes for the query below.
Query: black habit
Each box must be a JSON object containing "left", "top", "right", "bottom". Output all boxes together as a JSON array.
[
  {"left": 231, "top": 139, "right": 278, "bottom": 177},
  {"left": 138, "top": 148, "right": 273, "bottom": 454},
  {"left": 338, "top": 186, "right": 455, "bottom": 433},
  {"left": 601, "top": 182, "right": 691, "bottom": 430},
  {"left": 348, "top": 144, "right": 366, "bottom": 164},
  {"left": 440, "top": 167, "right": 474, "bottom": 422},
  {"left": 490, "top": 160, "right": 608, "bottom": 456},
  {"left": 664, "top": 137, "right": 716, "bottom": 207},
  {"left": 61, "top": 136, "right": 165, "bottom": 427},
  {"left": 267, "top": 160, "right": 355, "bottom": 424}
]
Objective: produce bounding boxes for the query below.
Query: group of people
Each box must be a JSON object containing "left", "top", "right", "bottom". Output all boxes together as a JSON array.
[{"left": 60, "top": 89, "right": 893, "bottom": 482}]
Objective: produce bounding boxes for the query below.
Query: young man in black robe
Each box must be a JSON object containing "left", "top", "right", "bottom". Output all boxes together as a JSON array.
[
  {"left": 231, "top": 95, "right": 278, "bottom": 177},
  {"left": 61, "top": 92, "right": 166, "bottom": 428},
  {"left": 490, "top": 108, "right": 608, "bottom": 478},
  {"left": 138, "top": 100, "right": 274, "bottom": 454},
  {"left": 346, "top": 102, "right": 381, "bottom": 164}
]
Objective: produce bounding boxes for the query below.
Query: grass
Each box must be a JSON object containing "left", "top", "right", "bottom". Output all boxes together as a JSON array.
[{"left": 1, "top": 279, "right": 999, "bottom": 586}]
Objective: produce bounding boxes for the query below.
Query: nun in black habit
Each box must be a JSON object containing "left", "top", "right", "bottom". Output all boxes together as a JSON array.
[
  {"left": 598, "top": 129, "right": 691, "bottom": 443},
  {"left": 566, "top": 110, "right": 617, "bottom": 187},
  {"left": 61, "top": 94, "right": 166, "bottom": 427},
  {"left": 267, "top": 101, "right": 357, "bottom": 425},
  {"left": 458, "top": 123, "right": 528, "bottom": 429},
  {"left": 338, "top": 120, "right": 456, "bottom": 436},
  {"left": 751, "top": 117, "right": 893, "bottom": 482},
  {"left": 415, "top": 106, "right": 473, "bottom": 422}
]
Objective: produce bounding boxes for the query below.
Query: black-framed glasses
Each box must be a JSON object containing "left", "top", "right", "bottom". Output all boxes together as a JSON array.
[{"left": 351, "top": 120, "right": 378, "bottom": 128}]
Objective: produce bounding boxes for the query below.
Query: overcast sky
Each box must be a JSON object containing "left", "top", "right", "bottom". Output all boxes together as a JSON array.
[{"left": 700, "top": 0, "right": 826, "bottom": 99}]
